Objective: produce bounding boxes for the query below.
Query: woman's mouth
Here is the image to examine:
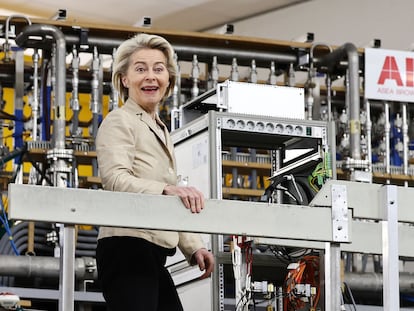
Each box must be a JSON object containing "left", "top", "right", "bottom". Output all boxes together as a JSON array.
[{"left": 141, "top": 86, "right": 159, "bottom": 92}]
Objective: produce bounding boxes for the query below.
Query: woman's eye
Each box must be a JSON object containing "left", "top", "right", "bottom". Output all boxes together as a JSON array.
[
  {"left": 154, "top": 67, "right": 164, "bottom": 73},
  {"left": 136, "top": 67, "right": 146, "bottom": 73}
]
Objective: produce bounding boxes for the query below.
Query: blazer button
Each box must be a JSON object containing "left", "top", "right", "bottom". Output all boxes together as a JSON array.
[{"left": 168, "top": 167, "right": 174, "bottom": 174}]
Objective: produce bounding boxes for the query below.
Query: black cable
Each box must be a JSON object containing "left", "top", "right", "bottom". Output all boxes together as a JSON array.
[
  {"left": 0, "top": 109, "right": 25, "bottom": 122},
  {"left": 343, "top": 282, "right": 357, "bottom": 311},
  {"left": 269, "top": 245, "right": 291, "bottom": 264},
  {"left": 251, "top": 295, "right": 257, "bottom": 311},
  {"left": 25, "top": 155, "right": 54, "bottom": 186}
]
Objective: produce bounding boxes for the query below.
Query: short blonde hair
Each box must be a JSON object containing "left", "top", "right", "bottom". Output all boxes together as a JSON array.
[{"left": 112, "top": 33, "right": 177, "bottom": 103}]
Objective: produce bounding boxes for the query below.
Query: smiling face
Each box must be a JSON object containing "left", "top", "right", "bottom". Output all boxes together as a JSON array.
[{"left": 121, "top": 48, "right": 170, "bottom": 116}]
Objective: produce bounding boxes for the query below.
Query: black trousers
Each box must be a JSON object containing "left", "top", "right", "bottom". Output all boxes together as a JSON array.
[{"left": 96, "top": 236, "right": 183, "bottom": 311}]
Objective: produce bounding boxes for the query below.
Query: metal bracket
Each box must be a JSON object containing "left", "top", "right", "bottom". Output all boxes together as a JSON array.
[{"left": 331, "top": 184, "right": 349, "bottom": 242}]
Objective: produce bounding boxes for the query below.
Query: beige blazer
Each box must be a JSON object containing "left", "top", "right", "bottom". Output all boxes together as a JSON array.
[{"left": 95, "top": 98, "right": 204, "bottom": 262}]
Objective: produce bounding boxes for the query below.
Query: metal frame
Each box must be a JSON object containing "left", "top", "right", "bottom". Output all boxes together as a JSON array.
[
  {"left": 172, "top": 110, "right": 329, "bottom": 311},
  {"left": 256, "top": 180, "right": 414, "bottom": 311},
  {"left": 9, "top": 181, "right": 414, "bottom": 311},
  {"left": 8, "top": 182, "right": 350, "bottom": 311},
  {"left": 8, "top": 184, "right": 343, "bottom": 242}
]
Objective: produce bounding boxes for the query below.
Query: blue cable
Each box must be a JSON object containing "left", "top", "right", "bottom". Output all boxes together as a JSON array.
[{"left": 0, "top": 199, "right": 20, "bottom": 256}]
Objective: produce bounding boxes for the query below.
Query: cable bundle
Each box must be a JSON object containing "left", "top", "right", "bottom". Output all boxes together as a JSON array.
[
  {"left": 284, "top": 255, "right": 320, "bottom": 311},
  {"left": 0, "top": 196, "right": 19, "bottom": 256}
]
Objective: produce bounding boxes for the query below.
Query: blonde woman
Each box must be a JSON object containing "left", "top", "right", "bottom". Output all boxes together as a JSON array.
[{"left": 95, "top": 33, "right": 214, "bottom": 311}]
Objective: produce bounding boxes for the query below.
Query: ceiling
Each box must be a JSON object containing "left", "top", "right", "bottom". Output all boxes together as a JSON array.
[{"left": 0, "top": 0, "right": 310, "bottom": 32}]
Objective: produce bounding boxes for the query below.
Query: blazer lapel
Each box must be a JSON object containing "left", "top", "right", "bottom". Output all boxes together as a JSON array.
[{"left": 125, "top": 99, "right": 175, "bottom": 161}]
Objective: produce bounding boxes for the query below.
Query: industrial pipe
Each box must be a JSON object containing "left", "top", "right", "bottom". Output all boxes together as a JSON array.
[
  {"left": 174, "top": 44, "right": 297, "bottom": 67},
  {"left": 69, "top": 46, "right": 81, "bottom": 137},
  {"left": 317, "top": 43, "right": 361, "bottom": 160},
  {"left": 2, "top": 15, "right": 32, "bottom": 62},
  {"left": 1, "top": 256, "right": 414, "bottom": 295},
  {"left": 64, "top": 35, "right": 298, "bottom": 66},
  {"left": 0, "top": 255, "right": 97, "bottom": 280},
  {"left": 15, "top": 24, "right": 67, "bottom": 150},
  {"left": 344, "top": 272, "right": 414, "bottom": 294},
  {"left": 31, "top": 49, "right": 40, "bottom": 141}
]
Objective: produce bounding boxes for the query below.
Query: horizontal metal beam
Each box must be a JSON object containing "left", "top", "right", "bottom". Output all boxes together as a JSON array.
[
  {"left": 255, "top": 219, "right": 414, "bottom": 257},
  {"left": 310, "top": 180, "right": 414, "bottom": 223},
  {"left": 8, "top": 184, "right": 345, "bottom": 242}
]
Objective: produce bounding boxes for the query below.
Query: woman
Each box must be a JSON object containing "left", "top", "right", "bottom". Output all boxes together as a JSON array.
[{"left": 95, "top": 33, "right": 214, "bottom": 311}]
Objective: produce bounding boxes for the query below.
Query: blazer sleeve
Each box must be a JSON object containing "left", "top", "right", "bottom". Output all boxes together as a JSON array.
[{"left": 178, "top": 232, "right": 206, "bottom": 263}]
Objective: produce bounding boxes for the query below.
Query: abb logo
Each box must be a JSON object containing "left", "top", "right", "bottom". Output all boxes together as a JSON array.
[
  {"left": 377, "top": 56, "right": 414, "bottom": 87},
  {"left": 365, "top": 48, "right": 414, "bottom": 101}
]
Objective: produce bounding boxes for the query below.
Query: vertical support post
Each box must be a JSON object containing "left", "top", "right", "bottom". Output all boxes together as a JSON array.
[
  {"left": 325, "top": 184, "right": 348, "bottom": 311},
  {"left": 270, "top": 149, "right": 283, "bottom": 203},
  {"left": 59, "top": 225, "right": 76, "bottom": 311},
  {"left": 210, "top": 111, "right": 224, "bottom": 311},
  {"left": 324, "top": 242, "right": 341, "bottom": 311},
  {"left": 380, "top": 185, "right": 399, "bottom": 311}
]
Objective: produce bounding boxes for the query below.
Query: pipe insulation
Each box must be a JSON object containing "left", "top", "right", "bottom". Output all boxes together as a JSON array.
[
  {"left": 15, "top": 24, "right": 67, "bottom": 150},
  {"left": 0, "top": 256, "right": 97, "bottom": 280},
  {"left": 317, "top": 43, "right": 361, "bottom": 160},
  {"left": 21, "top": 34, "right": 298, "bottom": 66},
  {"left": 0, "top": 256, "right": 414, "bottom": 295},
  {"left": 344, "top": 272, "right": 414, "bottom": 294}
]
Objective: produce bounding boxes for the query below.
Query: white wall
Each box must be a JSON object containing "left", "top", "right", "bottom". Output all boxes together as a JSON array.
[{"left": 217, "top": 0, "right": 414, "bottom": 51}]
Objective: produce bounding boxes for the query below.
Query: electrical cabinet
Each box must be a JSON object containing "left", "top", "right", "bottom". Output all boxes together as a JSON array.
[{"left": 171, "top": 110, "right": 329, "bottom": 310}]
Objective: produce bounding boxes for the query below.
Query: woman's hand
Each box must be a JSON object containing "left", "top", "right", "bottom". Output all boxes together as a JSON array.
[
  {"left": 163, "top": 184, "right": 205, "bottom": 213},
  {"left": 192, "top": 248, "right": 215, "bottom": 279}
]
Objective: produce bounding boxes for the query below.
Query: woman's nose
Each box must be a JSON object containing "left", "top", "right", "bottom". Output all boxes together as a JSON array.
[{"left": 145, "top": 69, "right": 156, "bottom": 80}]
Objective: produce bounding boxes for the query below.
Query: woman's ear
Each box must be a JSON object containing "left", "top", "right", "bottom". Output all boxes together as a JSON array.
[{"left": 121, "top": 76, "right": 128, "bottom": 88}]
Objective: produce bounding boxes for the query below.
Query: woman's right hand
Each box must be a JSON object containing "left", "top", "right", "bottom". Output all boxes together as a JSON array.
[{"left": 163, "top": 184, "right": 205, "bottom": 213}]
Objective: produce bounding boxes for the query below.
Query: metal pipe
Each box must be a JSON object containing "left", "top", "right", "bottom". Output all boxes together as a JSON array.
[
  {"left": 326, "top": 74, "right": 332, "bottom": 122},
  {"left": 230, "top": 58, "right": 239, "bottom": 82},
  {"left": 3, "top": 15, "right": 32, "bottom": 62},
  {"left": 317, "top": 43, "right": 361, "bottom": 160},
  {"left": 384, "top": 102, "right": 391, "bottom": 184},
  {"left": 5, "top": 257, "right": 414, "bottom": 296},
  {"left": 268, "top": 61, "right": 277, "bottom": 85},
  {"left": 17, "top": 33, "right": 298, "bottom": 66},
  {"left": 190, "top": 54, "right": 200, "bottom": 99},
  {"left": 286, "top": 63, "right": 295, "bottom": 87},
  {"left": 109, "top": 47, "right": 119, "bottom": 111},
  {"left": 365, "top": 99, "right": 373, "bottom": 173},
  {"left": 66, "top": 35, "right": 300, "bottom": 65},
  {"left": 325, "top": 73, "right": 337, "bottom": 179},
  {"left": 0, "top": 255, "right": 97, "bottom": 280},
  {"left": 309, "top": 43, "right": 332, "bottom": 121},
  {"left": 174, "top": 44, "right": 297, "bottom": 66},
  {"left": 90, "top": 46, "right": 100, "bottom": 139},
  {"left": 31, "top": 49, "right": 40, "bottom": 141},
  {"left": 249, "top": 59, "right": 258, "bottom": 83},
  {"left": 171, "top": 53, "right": 181, "bottom": 131},
  {"left": 15, "top": 24, "right": 67, "bottom": 150},
  {"left": 70, "top": 45, "right": 81, "bottom": 137},
  {"left": 209, "top": 56, "right": 219, "bottom": 89},
  {"left": 344, "top": 272, "right": 414, "bottom": 294},
  {"left": 402, "top": 102, "right": 409, "bottom": 187}
]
